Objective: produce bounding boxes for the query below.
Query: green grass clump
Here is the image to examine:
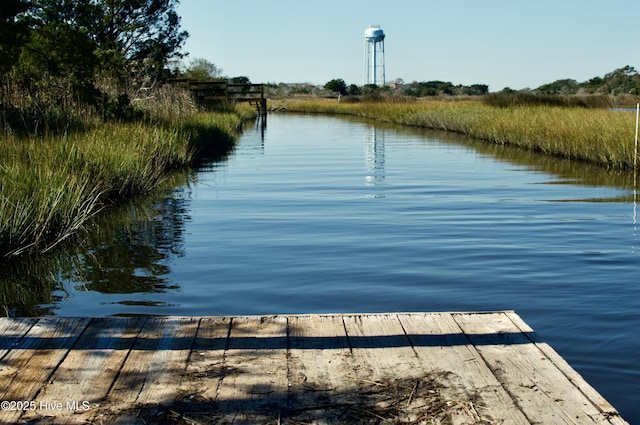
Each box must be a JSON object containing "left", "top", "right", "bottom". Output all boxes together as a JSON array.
[
  {"left": 0, "top": 106, "right": 253, "bottom": 260},
  {"left": 281, "top": 98, "right": 637, "bottom": 170}
]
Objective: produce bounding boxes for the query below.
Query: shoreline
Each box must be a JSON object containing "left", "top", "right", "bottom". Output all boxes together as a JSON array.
[
  {"left": 278, "top": 97, "right": 637, "bottom": 171},
  {"left": 0, "top": 108, "right": 254, "bottom": 261}
]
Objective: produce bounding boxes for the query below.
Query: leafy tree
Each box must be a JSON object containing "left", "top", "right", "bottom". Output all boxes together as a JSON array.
[
  {"left": 348, "top": 84, "right": 361, "bottom": 96},
  {"left": 535, "top": 66, "right": 640, "bottom": 95},
  {"left": 324, "top": 78, "right": 347, "bottom": 95},
  {"left": 17, "top": 22, "right": 98, "bottom": 91},
  {"left": 403, "top": 80, "right": 488, "bottom": 97},
  {"left": 361, "top": 84, "right": 382, "bottom": 96},
  {"left": 20, "top": 0, "right": 188, "bottom": 85},
  {"left": 230, "top": 76, "right": 251, "bottom": 85},
  {"left": 404, "top": 81, "right": 447, "bottom": 96},
  {"left": 229, "top": 76, "right": 251, "bottom": 95},
  {"left": 14, "top": 2, "right": 99, "bottom": 103},
  {"left": 535, "top": 79, "right": 578, "bottom": 95},
  {"left": 462, "top": 84, "right": 489, "bottom": 96},
  {"left": 582, "top": 76, "right": 604, "bottom": 93},
  {"left": 182, "top": 58, "right": 222, "bottom": 80},
  {"left": 604, "top": 65, "right": 637, "bottom": 79},
  {"left": 599, "top": 66, "right": 640, "bottom": 94},
  {"left": 6, "top": 0, "right": 190, "bottom": 121},
  {"left": 91, "top": 0, "right": 189, "bottom": 82}
]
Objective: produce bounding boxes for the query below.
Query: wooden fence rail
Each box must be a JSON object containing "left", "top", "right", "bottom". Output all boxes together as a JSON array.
[{"left": 170, "top": 79, "right": 267, "bottom": 119}]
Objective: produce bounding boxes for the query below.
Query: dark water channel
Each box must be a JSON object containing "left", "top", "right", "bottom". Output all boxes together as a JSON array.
[{"left": 2, "top": 114, "right": 639, "bottom": 421}]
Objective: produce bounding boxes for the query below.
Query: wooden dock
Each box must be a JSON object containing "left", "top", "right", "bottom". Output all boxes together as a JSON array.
[
  {"left": 171, "top": 79, "right": 267, "bottom": 118},
  {"left": 0, "top": 311, "right": 628, "bottom": 424}
]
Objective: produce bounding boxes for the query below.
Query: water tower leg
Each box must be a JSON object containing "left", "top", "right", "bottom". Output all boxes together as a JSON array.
[{"left": 372, "top": 42, "right": 377, "bottom": 86}]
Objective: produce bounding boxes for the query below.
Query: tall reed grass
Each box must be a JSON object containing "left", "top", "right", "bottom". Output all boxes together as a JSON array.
[
  {"left": 0, "top": 88, "right": 254, "bottom": 260},
  {"left": 282, "top": 98, "right": 637, "bottom": 170}
]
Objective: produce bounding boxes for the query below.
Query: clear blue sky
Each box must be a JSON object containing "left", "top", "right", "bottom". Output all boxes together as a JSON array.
[{"left": 176, "top": 0, "right": 638, "bottom": 91}]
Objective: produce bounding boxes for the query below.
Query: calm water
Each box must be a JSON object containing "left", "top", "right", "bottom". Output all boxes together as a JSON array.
[{"left": 3, "top": 114, "right": 639, "bottom": 421}]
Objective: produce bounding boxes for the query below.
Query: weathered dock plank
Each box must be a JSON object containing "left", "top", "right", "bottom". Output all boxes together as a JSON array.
[
  {"left": 215, "top": 315, "right": 289, "bottom": 424},
  {"left": 102, "top": 317, "right": 199, "bottom": 423},
  {"left": 453, "top": 312, "right": 619, "bottom": 425},
  {"left": 288, "top": 314, "right": 353, "bottom": 412},
  {"left": 179, "top": 316, "right": 230, "bottom": 403},
  {"left": 398, "top": 313, "right": 530, "bottom": 424},
  {"left": 0, "top": 312, "right": 628, "bottom": 425},
  {"left": 0, "top": 317, "right": 37, "bottom": 359},
  {"left": 22, "top": 317, "right": 144, "bottom": 424},
  {"left": 342, "top": 313, "right": 433, "bottom": 422},
  {"left": 503, "top": 311, "right": 627, "bottom": 425},
  {"left": 0, "top": 317, "right": 89, "bottom": 424}
]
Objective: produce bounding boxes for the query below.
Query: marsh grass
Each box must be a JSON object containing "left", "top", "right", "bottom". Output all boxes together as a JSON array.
[
  {"left": 482, "top": 91, "right": 638, "bottom": 109},
  {"left": 282, "top": 97, "right": 637, "bottom": 170},
  {"left": 0, "top": 89, "right": 254, "bottom": 260}
]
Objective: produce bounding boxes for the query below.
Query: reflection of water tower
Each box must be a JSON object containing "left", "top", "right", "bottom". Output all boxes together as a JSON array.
[
  {"left": 363, "top": 25, "right": 385, "bottom": 86},
  {"left": 365, "top": 127, "right": 385, "bottom": 197}
]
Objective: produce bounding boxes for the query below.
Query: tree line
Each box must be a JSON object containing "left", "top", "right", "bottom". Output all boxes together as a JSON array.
[
  {"left": 532, "top": 65, "right": 640, "bottom": 95},
  {"left": 323, "top": 78, "right": 489, "bottom": 97},
  {"left": 321, "top": 66, "right": 640, "bottom": 99}
]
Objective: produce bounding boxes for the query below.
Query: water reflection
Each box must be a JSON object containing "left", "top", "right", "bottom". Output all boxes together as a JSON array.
[
  {"left": 1, "top": 116, "right": 638, "bottom": 316},
  {"left": 350, "top": 116, "right": 638, "bottom": 197},
  {"left": 634, "top": 173, "right": 638, "bottom": 254},
  {"left": 0, "top": 172, "right": 194, "bottom": 315},
  {"left": 461, "top": 135, "right": 637, "bottom": 198},
  {"left": 364, "top": 127, "right": 385, "bottom": 195},
  {"left": 0, "top": 257, "right": 68, "bottom": 316},
  {"left": 69, "top": 198, "right": 187, "bottom": 293}
]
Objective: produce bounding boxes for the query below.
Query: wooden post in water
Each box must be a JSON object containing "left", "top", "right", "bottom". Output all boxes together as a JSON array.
[
  {"left": 635, "top": 103, "right": 639, "bottom": 173},
  {"left": 635, "top": 104, "right": 638, "bottom": 230},
  {"left": 261, "top": 84, "right": 267, "bottom": 128}
]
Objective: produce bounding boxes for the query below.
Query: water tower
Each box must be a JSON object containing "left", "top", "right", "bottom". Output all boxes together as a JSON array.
[{"left": 363, "top": 25, "right": 385, "bottom": 86}]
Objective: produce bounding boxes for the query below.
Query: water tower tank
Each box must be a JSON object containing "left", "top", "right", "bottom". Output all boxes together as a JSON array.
[
  {"left": 364, "top": 26, "right": 385, "bottom": 42},
  {"left": 363, "top": 26, "right": 385, "bottom": 86}
]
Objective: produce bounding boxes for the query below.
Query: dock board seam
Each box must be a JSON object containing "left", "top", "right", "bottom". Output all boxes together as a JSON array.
[
  {"left": 103, "top": 317, "right": 148, "bottom": 399},
  {"left": 285, "top": 316, "right": 293, "bottom": 411},
  {"left": 450, "top": 312, "right": 536, "bottom": 424},
  {"left": 395, "top": 313, "right": 420, "bottom": 358},
  {"left": 213, "top": 317, "right": 234, "bottom": 403},
  {"left": 33, "top": 317, "right": 93, "bottom": 401},
  {"left": 341, "top": 316, "right": 354, "bottom": 355}
]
